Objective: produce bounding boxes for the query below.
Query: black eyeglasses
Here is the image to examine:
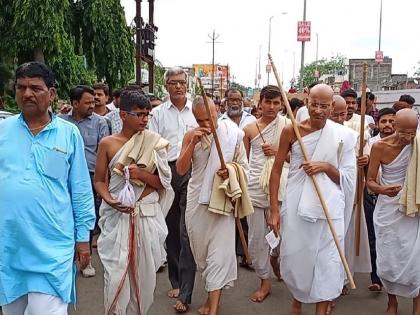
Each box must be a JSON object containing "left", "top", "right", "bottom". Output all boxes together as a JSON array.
[
  {"left": 124, "top": 111, "right": 152, "bottom": 119},
  {"left": 167, "top": 80, "right": 187, "bottom": 86}
]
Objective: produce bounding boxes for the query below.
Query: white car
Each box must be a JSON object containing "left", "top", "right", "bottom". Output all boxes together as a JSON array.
[{"left": 0, "top": 111, "right": 13, "bottom": 120}]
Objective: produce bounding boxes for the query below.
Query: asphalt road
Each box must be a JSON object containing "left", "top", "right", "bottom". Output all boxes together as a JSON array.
[{"left": 67, "top": 250, "right": 413, "bottom": 315}]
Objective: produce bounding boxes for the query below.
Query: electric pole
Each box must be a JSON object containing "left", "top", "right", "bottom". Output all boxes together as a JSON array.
[
  {"left": 207, "top": 30, "right": 220, "bottom": 98},
  {"left": 299, "top": 0, "right": 307, "bottom": 92},
  {"left": 135, "top": 0, "right": 142, "bottom": 86}
]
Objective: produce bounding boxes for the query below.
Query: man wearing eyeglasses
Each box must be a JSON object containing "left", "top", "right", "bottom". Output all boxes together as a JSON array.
[
  {"left": 94, "top": 89, "right": 174, "bottom": 315},
  {"left": 148, "top": 67, "right": 198, "bottom": 313},
  {"left": 59, "top": 85, "right": 110, "bottom": 278},
  {"left": 220, "top": 88, "right": 256, "bottom": 130}
]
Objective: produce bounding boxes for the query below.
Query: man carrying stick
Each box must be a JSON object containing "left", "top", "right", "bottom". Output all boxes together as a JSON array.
[
  {"left": 269, "top": 84, "right": 357, "bottom": 315},
  {"left": 329, "top": 96, "right": 371, "bottom": 296},
  {"left": 177, "top": 96, "right": 251, "bottom": 315},
  {"left": 243, "top": 85, "right": 290, "bottom": 302},
  {"left": 367, "top": 108, "right": 420, "bottom": 315}
]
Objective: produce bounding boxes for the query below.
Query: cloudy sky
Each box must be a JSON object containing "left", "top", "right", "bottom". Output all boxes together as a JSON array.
[{"left": 121, "top": 0, "right": 420, "bottom": 88}]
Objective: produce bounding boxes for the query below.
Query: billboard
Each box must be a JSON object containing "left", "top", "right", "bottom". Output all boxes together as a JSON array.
[
  {"left": 193, "top": 64, "right": 229, "bottom": 90},
  {"left": 297, "top": 21, "right": 311, "bottom": 42}
]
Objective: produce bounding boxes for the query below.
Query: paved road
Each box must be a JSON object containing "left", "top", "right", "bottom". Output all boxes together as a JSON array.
[{"left": 68, "top": 250, "right": 413, "bottom": 315}]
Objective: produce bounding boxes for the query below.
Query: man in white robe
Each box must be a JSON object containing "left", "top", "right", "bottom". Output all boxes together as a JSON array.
[
  {"left": 177, "top": 97, "right": 250, "bottom": 315},
  {"left": 367, "top": 108, "right": 420, "bottom": 315},
  {"left": 330, "top": 96, "right": 371, "bottom": 296},
  {"left": 94, "top": 90, "right": 174, "bottom": 315},
  {"left": 243, "top": 85, "right": 290, "bottom": 302},
  {"left": 269, "top": 84, "right": 357, "bottom": 315}
]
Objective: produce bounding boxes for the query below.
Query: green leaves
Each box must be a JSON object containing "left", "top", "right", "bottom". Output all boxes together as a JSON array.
[
  {"left": 0, "top": 0, "right": 135, "bottom": 99},
  {"left": 299, "top": 55, "right": 346, "bottom": 88}
]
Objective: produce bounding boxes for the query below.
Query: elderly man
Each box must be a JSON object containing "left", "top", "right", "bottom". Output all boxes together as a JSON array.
[
  {"left": 177, "top": 96, "right": 249, "bottom": 315},
  {"left": 367, "top": 109, "right": 420, "bottom": 315},
  {"left": 269, "top": 84, "right": 357, "bottom": 315},
  {"left": 149, "top": 67, "right": 198, "bottom": 312},
  {"left": 0, "top": 62, "right": 95, "bottom": 314},
  {"left": 219, "top": 88, "right": 256, "bottom": 129}
]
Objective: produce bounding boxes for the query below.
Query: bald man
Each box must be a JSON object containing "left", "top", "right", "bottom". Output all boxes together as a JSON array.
[
  {"left": 367, "top": 109, "right": 420, "bottom": 315},
  {"left": 330, "top": 95, "right": 348, "bottom": 125},
  {"left": 269, "top": 84, "right": 357, "bottom": 314},
  {"left": 177, "top": 97, "right": 249, "bottom": 315},
  {"left": 330, "top": 95, "right": 372, "bottom": 296}
]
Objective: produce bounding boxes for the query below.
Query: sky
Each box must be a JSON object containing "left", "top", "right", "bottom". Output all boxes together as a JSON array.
[{"left": 121, "top": 0, "right": 420, "bottom": 88}]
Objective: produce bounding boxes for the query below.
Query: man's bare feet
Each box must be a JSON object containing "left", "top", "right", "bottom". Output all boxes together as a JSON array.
[
  {"left": 173, "top": 300, "right": 189, "bottom": 313},
  {"left": 198, "top": 299, "right": 210, "bottom": 315},
  {"left": 368, "top": 283, "right": 383, "bottom": 292},
  {"left": 341, "top": 285, "right": 350, "bottom": 296},
  {"left": 385, "top": 305, "right": 398, "bottom": 315},
  {"left": 326, "top": 301, "right": 336, "bottom": 314},
  {"left": 291, "top": 299, "right": 302, "bottom": 315},
  {"left": 386, "top": 295, "right": 398, "bottom": 315},
  {"left": 168, "top": 288, "right": 180, "bottom": 299},
  {"left": 270, "top": 255, "right": 282, "bottom": 281},
  {"left": 250, "top": 279, "right": 271, "bottom": 303}
]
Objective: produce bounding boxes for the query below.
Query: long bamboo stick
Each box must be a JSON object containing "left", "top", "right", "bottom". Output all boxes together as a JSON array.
[
  {"left": 355, "top": 63, "right": 368, "bottom": 256},
  {"left": 268, "top": 54, "right": 356, "bottom": 290}
]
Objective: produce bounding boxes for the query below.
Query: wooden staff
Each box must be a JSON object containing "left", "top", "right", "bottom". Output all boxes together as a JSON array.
[
  {"left": 196, "top": 77, "right": 251, "bottom": 265},
  {"left": 355, "top": 63, "right": 368, "bottom": 256},
  {"left": 268, "top": 54, "right": 356, "bottom": 289}
]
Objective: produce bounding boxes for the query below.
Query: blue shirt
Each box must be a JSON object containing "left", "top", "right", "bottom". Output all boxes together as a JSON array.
[
  {"left": 59, "top": 113, "right": 110, "bottom": 172},
  {"left": 0, "top": 114, "right": 95, "bottom": 305}
]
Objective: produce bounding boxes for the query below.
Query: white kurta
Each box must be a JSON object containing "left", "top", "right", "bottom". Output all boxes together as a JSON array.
[
  {"left": 247, "top": 115, "right": 288, "bottom": 279},
  {"left": 98, "top": 143, "right": 174, "bottom": 315},
  {"left": 280, "top": 120, "right": 357, "bottom": 303},
  {"left": 374, "top": 144, "right": 420, "bottom": 298},
  {"left": 186, "top": 121, "right": 249, "bottom": 292}
]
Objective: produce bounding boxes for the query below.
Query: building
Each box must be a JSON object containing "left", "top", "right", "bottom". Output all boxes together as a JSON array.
[{"left": 348, "top": 57, "right": 392, "bottom": 91}]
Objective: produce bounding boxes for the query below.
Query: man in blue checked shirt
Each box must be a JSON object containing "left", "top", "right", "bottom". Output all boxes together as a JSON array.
[{"left": 0, "top": 62, "right": 95, "bottom": 315}]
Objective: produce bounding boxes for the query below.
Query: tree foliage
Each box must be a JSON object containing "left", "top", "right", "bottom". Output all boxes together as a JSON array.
[
  {"left": 299, "top": 55, "right": 346, "bottom": 88},
  {"left": 80, "top": 0, "right": 135, "bottom": 90},
  {"left": 0, "top": 0, "right": 135, "bottom": 99}
]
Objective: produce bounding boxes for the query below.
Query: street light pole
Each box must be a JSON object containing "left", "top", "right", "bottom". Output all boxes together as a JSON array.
[
  {"left": 135, "top": 0, "right": 142, "bottom": 86},
  {"left": 267, "top": 16, "right": 274, "bottom": 85},
  {"left": 299, "top": 0, "right": 307, "bottom": 92},
  {"left": 377, "top": 0, "right": 383, "bottom": 91}
]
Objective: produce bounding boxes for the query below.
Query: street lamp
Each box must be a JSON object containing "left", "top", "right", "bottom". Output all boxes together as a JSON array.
[{"left": 267, "top": 12, "right": 287, "bottom": 85}]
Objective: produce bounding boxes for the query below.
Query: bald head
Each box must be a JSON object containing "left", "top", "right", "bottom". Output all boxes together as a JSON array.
[
  {"left": 310, "top": 84, "right": 334, "bottom": 99},
  {"left": 395, "top": 108, "right": 418, "bottom": 130},
  {"left": 330, "top": 95, "right": 348, "bottom": 125},
  {"left": 192, "top": 96, "right": 216, "bottom": 113},
  {"left": 308, "top": 84, "right": 334, "bottom": 125},
  {"left": 192, "top": 96, "right": 218, "bottom": 129}
]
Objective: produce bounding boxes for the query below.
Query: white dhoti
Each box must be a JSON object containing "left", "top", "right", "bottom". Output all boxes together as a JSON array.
[
  {"left": 186, "top": 119, "right": 248, "bottom": 291},
  {"left": 2, "top": 293, "right": 67, "bottom": 315},
  {"left": 98, "top": 138, "right": 174, "bottom": 315},
  {"left": 280, "top": 121, "right": 356, "bottom": 303},
  {"left": 248, "top": 207, "right": 271, "bottom": 279},
  {"left": 247, "top": 115, "right": 289, "bottom": 279},
  {"left": 374, "top": 145, "right": 420, "bottom": 298}
]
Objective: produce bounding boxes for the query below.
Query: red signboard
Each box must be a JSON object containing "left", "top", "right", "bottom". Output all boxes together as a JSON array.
[
  {"left": 297, "top": 21, "right": 311, "bottom": 42},
  {"left": 375, "top": 50, "right": 384, "bottom": 63}
]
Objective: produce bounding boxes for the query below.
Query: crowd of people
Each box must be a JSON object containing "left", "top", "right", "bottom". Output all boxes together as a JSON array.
[{"left": 0, "top": 61, "right": 420, "bottom": 315}]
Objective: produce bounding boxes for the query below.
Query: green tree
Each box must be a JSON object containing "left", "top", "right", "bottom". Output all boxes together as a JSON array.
[
  {"left": 80, "top": 0, "right": 135, "bottom": 90},
  {"left": 299, "top": 55, "right": 346, "bottom": 88},
  {"left": 0, "top": 0, "right": 94, "bottom": 98}
]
